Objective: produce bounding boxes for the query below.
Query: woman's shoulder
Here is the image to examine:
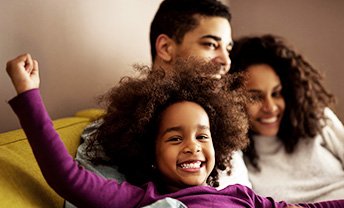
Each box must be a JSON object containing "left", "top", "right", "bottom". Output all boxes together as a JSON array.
[{"left": 322, "top": 107, "right": 344, "bottom": 135}]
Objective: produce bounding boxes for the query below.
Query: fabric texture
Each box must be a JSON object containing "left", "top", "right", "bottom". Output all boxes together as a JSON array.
[
  {"left": 9, "top": 89, "right": 344, "bottom": 208},
  {"left": 247, "top": 108, "right": 344, "bottom": 203},
  {"left": 0, "top": 108, "right": 93, "bottom": 207}
]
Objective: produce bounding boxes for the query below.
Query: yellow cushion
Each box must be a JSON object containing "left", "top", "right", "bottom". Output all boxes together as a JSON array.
[
  {"left": 75, "top": 108, "right": 105, "bottom": 121},
  {"left": 0, "top": 109, "right": 102, "bottom": 208}
]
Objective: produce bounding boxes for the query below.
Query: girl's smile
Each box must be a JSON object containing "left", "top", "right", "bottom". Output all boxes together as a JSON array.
[{"left": 178, "top": 160, "right": 205, "bottom": 171}]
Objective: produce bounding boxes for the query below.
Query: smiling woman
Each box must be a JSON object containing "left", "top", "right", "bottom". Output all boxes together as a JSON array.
[
  {"left": 230, "top": 34, "right": 344, "bottom": 203},
  {"left": 245, "top": 64, "right": 285, "bottom": 137}
]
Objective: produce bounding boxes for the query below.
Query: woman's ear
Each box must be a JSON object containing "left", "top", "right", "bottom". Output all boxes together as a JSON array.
[{"left": 155, "top": 34, "right": 175, "bottom": 62}]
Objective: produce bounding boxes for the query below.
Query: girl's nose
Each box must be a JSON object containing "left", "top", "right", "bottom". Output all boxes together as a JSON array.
[{"left": 183, "top": 139, "right": 201, "bottom": 154}]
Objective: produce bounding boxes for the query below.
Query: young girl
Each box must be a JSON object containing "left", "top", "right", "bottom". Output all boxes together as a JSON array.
[
  {"left": 6, "top": 53, "right": 344, "bottom": 207},
  {"left": 230, "top": 34, "right": 344, "bottom": 203}
]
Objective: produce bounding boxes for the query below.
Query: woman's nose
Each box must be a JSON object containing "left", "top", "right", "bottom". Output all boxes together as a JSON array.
[{"left": 261, "top": 97, "right": 278, "bottom": 113}]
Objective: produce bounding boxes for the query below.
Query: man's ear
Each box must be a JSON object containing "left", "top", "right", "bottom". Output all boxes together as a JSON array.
[{"left": 155, "top": 34, "right": 175, "bottom": 62}]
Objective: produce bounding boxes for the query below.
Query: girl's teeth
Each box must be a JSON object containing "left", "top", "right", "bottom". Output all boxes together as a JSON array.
[{"left": 180, "top": 161, "right": 202, "bottom": 169}]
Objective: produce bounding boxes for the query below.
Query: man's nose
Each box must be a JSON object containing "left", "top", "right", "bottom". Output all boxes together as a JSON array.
[{"left": 213, "top": 49, "right": 230, "bottom": 74}]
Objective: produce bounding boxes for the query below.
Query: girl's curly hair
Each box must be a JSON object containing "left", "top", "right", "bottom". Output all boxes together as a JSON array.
[
  {"left": 86, "top": 58, "right": 249, "bottom": 189},
  {"left": 229, "top": 34, "right": 335, "bottom": 170}
]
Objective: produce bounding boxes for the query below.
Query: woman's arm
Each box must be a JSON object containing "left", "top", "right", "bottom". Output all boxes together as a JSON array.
[{"left": 321, "top": 108, "right": 344, "bottom": 165}]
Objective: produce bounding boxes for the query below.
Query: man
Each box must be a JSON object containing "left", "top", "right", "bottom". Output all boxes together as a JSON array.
[
  {"left": 149, "top": 0, "right": 231, "bottom": 76},
  {"left": 67, "top": 0, "right": 250, "bottom": 206}
]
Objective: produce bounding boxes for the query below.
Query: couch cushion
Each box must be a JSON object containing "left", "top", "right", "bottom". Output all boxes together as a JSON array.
[{"left": 0, "top": 116, "right": 91, "bottom": 208}]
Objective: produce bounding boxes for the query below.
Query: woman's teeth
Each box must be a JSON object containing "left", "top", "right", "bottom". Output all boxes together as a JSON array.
[{"left": 260, "top": 116, "right": 277, "bottom": 123}]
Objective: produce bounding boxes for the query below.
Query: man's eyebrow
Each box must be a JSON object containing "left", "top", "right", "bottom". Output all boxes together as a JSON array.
[{"left": 200, "top": 35, "right": 222, "bottom": 41}]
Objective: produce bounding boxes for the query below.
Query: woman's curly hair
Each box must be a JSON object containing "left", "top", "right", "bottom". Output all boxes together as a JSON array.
[
  {"left": 229, "top": 34, "right": 335, "bottom": 170},
  {"left": 86, "top": 58, "right": 249, "bottom": 189}
]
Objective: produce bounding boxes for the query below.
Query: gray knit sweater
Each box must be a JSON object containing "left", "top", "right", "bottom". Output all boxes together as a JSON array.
[{"left": 247, "top": 108, "right": 344, "bottom": 203}]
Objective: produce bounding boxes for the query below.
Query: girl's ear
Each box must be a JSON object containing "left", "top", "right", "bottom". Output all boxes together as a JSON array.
[{"left": 155, "top": 34, "right": 175, "bottom": 62}]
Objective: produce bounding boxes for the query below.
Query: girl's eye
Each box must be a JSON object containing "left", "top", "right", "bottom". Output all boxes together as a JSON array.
[
  {"left": 196, "top": 135, "right": 209, "bottom": 140},
  {"left": 167, "top": 136, "right": 182, "bottom": 143}
]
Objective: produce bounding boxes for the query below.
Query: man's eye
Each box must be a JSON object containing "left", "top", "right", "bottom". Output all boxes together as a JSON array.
[{"left": 203, "top": 42, "right": 217, "bottom": 49}]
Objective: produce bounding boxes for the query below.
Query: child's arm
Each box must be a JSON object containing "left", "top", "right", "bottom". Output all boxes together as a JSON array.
[{"left": 6, "top": 54, "right": 144, "bottom": 208}]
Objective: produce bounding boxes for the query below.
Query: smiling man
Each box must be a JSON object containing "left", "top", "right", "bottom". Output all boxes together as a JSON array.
[{"left": 151, "top": 1, "right": 233, "bottom": 78}]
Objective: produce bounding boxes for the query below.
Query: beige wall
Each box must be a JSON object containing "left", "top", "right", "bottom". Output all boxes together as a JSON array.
[
  {"left": 228, "top": 0, "right": 344, "bottom": 121},
  {"left": 0, "top": 0, "right": 162, "bottom": 132},
  {"left": 1, "top": 1, "right": 343, "bottom": 132}
]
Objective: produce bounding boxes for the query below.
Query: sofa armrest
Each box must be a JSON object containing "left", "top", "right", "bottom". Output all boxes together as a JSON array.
[{"left": 0, "top": 109, "right": 102, "bottom": 208}]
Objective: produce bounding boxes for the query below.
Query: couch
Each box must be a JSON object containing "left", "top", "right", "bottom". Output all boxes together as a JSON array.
[{"left": 0, "top": 108, "right": 104, "bottom": 208}]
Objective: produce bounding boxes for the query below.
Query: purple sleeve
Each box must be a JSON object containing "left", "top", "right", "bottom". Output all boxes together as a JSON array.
[
  {"left": 9, "top": 89, "right": 144, "bottom": 208},
  {"left": 236, "top": 184, "right": 344, "bottom": 208},
  {"left": 296, "top": 200, "right": 344, "bottom": 208}
]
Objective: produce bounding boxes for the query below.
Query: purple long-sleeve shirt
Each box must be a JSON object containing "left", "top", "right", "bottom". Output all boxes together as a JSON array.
[{"left": 9, "top": 89, "right": 344, "bottom": 208}]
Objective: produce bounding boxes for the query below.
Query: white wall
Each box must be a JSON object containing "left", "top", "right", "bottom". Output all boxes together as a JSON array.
[
  {"left": 0, "top": 0, "right": 162, "bottom": 132},
  {"left": 228, "top": 0, "right": 344, "bottom": 121}
]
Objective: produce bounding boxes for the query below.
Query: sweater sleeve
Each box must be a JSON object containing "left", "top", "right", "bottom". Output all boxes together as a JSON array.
[
  {"left": 321, "top": 107, "right": 344, "bottom": 166},
  {"left": 9, "top": 89, "right": 144, "bottom": 208}
]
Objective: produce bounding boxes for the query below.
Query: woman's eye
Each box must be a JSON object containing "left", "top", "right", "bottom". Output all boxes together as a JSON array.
[
  {"left": 249, "top": 92, "right": 264, "bottom": 102},
  {"left": 272, "top": 90, "right": 282, "bottom": 98}
]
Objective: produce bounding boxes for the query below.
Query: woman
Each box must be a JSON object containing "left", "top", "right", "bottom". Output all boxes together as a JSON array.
[{"left": 230, "top": 34, "right": 344, "bottom": 203}]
